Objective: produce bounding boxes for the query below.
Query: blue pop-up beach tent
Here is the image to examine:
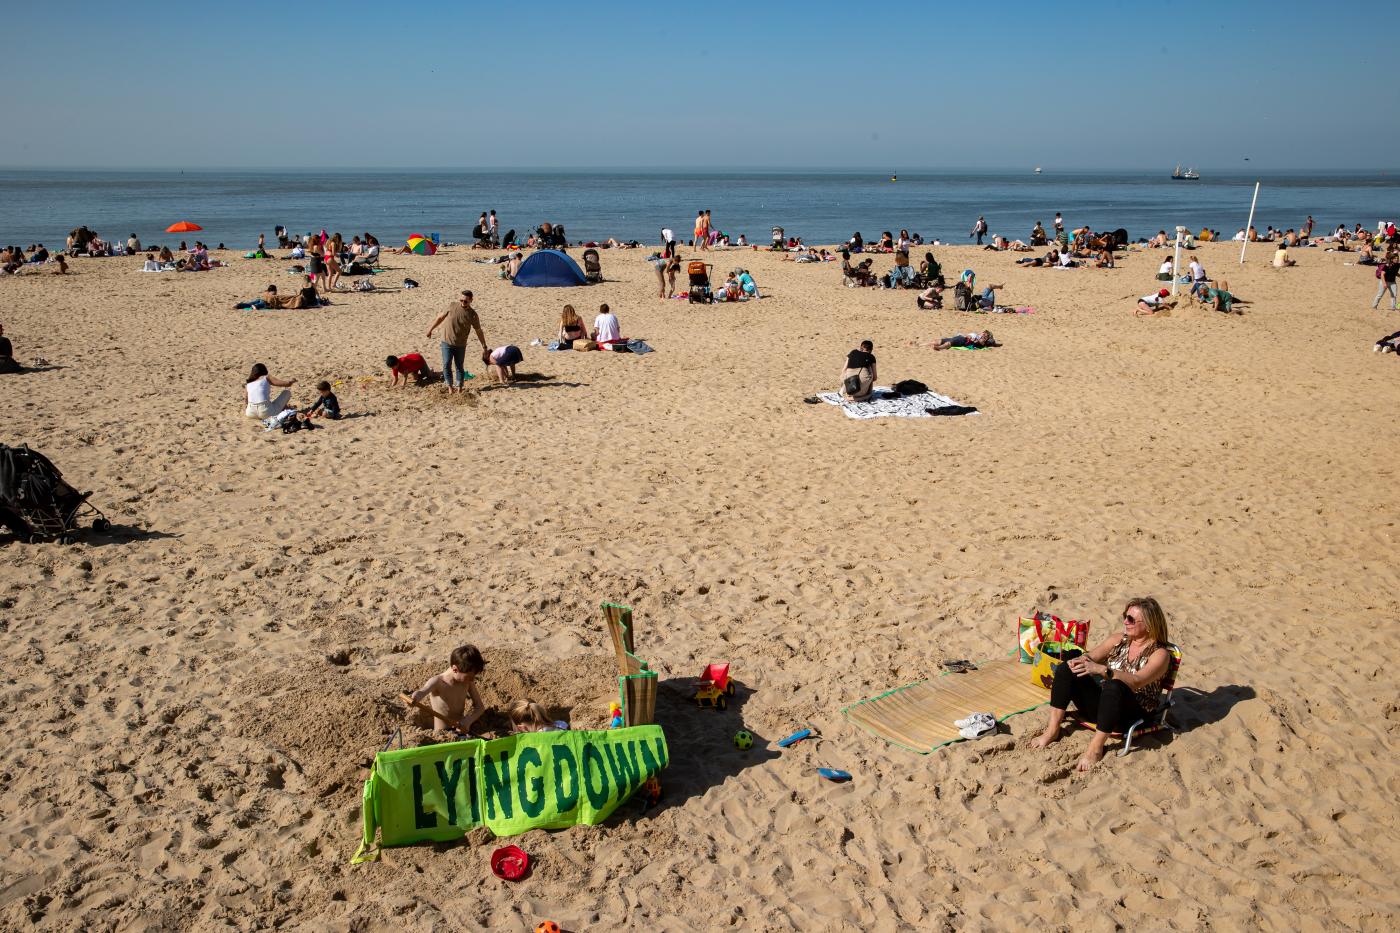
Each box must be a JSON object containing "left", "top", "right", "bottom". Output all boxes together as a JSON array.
[{"left": 512, "top": 249, "right": 587, "bottom": 287}]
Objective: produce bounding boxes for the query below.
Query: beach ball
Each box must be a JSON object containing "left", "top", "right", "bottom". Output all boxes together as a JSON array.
[
  {"left": 535, "top": 923, "right": 561, "bottom": 933},
  {"left": 733, "top": 730, "right": 754, "bottom": 750}
]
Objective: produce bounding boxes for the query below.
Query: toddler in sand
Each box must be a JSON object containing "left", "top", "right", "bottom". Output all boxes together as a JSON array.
[
  {"left": 506, "top": 699, "right": 563, "bottom": 733},
  {"left": 403, "top": 645, "right": 487, "bottom": 734}
]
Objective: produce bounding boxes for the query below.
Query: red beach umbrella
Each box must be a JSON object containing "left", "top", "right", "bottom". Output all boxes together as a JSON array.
[{"left": 166, "top": 221, "right": 203, "bottom": 233}]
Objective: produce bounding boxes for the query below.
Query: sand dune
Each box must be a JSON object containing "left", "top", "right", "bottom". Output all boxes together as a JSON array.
[{"left": 1, "top": 240, "right": 1398, "bottom": 929}]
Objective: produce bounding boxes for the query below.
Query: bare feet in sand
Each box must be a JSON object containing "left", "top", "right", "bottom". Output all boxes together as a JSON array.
[
  {"left": 1076, "top": 748, "right": 1105, "bottom": 771},
  {"left": 1031, "top": 728, "right": 1060, "bottom": 749}
]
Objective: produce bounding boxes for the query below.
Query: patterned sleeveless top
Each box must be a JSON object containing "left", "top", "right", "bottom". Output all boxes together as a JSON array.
[{"left": 1107, "top": 636, "right": 1164, "bottom": 712}]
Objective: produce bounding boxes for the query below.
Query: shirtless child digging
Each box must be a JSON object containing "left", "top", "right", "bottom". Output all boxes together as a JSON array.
[{"left": 401, "top": 645, "right": 487, "bottom": 735}]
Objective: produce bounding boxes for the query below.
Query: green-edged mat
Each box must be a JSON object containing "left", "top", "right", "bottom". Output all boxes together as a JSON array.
[{"left": 842, "top": 655, "right": 1051, "bottom": 754}]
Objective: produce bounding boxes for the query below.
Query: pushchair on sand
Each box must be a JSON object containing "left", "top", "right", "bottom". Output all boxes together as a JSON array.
[{"left": 0, "top": 444, "right": 110, "bottom": 543}]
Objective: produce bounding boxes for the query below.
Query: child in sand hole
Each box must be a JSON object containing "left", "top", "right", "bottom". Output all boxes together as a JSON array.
[
  {"left": 507, "top": 699, "right": 566, "bottom": 734},
  {"left": 402, "top": 645, "right": 487, "bottom": 734}
]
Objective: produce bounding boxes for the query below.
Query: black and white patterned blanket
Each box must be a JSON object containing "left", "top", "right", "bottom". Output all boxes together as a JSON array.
[{"left": 816, "top": 386, "right": 977, "bottom": 419}]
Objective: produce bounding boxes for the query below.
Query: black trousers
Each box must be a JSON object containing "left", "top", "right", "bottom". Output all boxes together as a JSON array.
[{"left": 1049, "top": 663, "right": 1147, "bottom": 733}]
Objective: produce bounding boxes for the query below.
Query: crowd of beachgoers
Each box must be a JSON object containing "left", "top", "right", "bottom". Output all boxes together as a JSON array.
[{"left": 4, "top": 210, "right": 1399, "bottom": 392}]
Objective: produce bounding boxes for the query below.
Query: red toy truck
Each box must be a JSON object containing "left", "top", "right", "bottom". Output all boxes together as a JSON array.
[{"left": 694, "top": 663, "right": 735, "bottom": 710}]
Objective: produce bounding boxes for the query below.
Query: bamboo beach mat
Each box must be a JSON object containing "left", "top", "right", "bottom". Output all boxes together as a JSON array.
[{"left": 842, "top": 656, "right": 1052, "bottom": 753}]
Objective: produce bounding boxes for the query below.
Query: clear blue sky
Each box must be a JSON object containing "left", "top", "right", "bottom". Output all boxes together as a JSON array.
[{"left": 2, "top": 1, "right": 1394, "bottom": 171}]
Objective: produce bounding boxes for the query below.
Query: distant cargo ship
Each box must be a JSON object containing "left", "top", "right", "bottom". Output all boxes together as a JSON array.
[{"left": 1171, "top": 164, "right": 1200, "bottom": 180}]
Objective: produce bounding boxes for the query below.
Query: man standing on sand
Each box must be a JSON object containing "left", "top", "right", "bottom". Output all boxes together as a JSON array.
[
  {"left": 1053, "top": 213, "right": 1064, "bottom": 238},
  {"left": 971, "top": 216, "right": 988, "bottom": 245},
  {"left": 427, "top": 289, "right": 488, "bottom": 392},
  {"left": 488, "top": 210, "right": 498, "bottom": 247},
  {"left": 694, "top": 210, "right": 708, "bottom": 250},
  {"left": 1303, "top": 215, "right": 1314, "bottom": 239}
]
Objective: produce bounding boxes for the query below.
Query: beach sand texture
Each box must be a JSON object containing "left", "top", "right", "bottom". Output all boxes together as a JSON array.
[{"left": 2, "top": 241, "right": 1398, "bottom": 930}]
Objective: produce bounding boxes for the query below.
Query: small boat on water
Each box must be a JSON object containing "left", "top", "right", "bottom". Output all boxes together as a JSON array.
[
  {"left": 1171, "top": 164, "right": 1200, "bottom": 180},
  {"left": 1034, "top": 166, "right": 1042, "bottom": 174}
]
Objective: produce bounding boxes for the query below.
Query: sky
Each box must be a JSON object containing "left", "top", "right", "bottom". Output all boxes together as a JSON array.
[{"left": 2, "top": 1, "right": 1395, "bottom": 172}]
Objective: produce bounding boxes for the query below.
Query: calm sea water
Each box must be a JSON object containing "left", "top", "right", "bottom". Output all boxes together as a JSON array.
[{"left": 1, "top": 170, "right": 1395, "bottom": 250}]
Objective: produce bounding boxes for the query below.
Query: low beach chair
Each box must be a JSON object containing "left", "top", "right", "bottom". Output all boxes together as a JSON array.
[{"left": 1071, "top": 643, "right": 1182, "bottom": 756}]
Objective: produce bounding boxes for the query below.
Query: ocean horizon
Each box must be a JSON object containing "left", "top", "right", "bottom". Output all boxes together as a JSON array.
[{"left": 2, "top": 168, "right": 1396, "bottom": 250}]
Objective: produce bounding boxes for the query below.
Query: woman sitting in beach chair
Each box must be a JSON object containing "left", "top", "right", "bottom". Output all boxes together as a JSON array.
[{"left": 1032, "top": 597, "right": 1177, "bottom": 771}]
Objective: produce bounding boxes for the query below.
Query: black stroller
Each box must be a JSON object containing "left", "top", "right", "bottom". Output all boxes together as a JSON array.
[
  {"left": 0, "top": 444, "right": 110, "bottom": 543},
  {"left": 687, "top": 260, "right": 713, "bottom": 303}
]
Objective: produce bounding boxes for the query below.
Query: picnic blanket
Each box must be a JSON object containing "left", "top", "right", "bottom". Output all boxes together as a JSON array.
[
  {"left": 817, "top": 387, "right": 978, "bottom": 419},
  {"left": 842, "top": 656, "right": 1051, "bottom": 753}
]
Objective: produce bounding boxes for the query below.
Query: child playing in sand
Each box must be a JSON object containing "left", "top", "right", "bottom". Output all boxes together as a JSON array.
[
  {"left": 506, "top": 699, "right": 563, "bottom": 733},
  {"left": 305, "top": 381, "right": 340, "bottom": 419},
  {"left": 385, "top": 353, "right": 432, "bottom": 387},
  {"left": 403, "top": 645, "right": 487, "bottom": 734}
]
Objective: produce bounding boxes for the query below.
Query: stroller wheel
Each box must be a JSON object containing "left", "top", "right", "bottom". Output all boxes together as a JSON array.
[{"left": 92, "top": 518, "right": 111, "bottom": 533}]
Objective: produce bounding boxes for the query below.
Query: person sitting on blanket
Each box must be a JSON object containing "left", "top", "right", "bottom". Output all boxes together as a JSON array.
[
  {"left": 1031, "top": 597, "right": 1174, "bottom": 771},
  {"left": 591, "top": 303, "right": 623, "bottom": 346},
  {"left": 932, "top": 331, "right": 999, "bottom": 350},
  {"left": 557, "top": 304, "right": 590, "bottom": 349},
  {"left": 840, "top": 340, "right": 877, "bottom": 402}
]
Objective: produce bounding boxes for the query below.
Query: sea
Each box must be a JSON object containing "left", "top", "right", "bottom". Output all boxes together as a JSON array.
[{"left": 1, "top": 169, "right": 1395, "bottom": 250}]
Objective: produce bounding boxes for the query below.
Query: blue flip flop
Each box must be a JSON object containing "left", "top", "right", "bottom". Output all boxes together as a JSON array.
[
  {"left": 817, "top": 768, "right": 851, "bottom": 782},
  {"left": 777, "top": 728, "right": 814, "bottom": 748}
]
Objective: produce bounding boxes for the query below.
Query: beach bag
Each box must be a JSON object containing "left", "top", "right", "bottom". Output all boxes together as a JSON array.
[
  {"left": 893, "top": 379, "right": 928, "bottom": 396},
  {"left": 843, "top": 374, "right": 863, "bottom": 395},
  {"left": 1030, "top": 640, "right": 1084, "bottom": 690},
  {"left": 573, "top": 340, "right": 598, "bottom": 352},
  {"left": 1018, "top": 613, "right": 1090, "bottom": 663}
]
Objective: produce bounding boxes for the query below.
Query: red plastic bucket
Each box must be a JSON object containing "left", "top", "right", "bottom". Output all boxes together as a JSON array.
[{"left": 490, "top": 845, "right": 530, "bottom": 881}]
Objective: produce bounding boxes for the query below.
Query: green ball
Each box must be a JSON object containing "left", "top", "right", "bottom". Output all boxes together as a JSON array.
[{"left": 733, "top": 730, "right": 754, "bottom": 750}]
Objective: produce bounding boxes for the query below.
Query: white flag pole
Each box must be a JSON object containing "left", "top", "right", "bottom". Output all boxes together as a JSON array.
[
  {"left": 1172, "top": 226, "right": 1185, "bottom": 296},
  {"left": 1240, "top": 181, "right": 1260, "bottom": 265}
]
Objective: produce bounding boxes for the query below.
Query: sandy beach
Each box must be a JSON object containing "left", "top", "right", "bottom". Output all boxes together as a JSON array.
[{"left": 2, "top": 238, "right": 1399, "bottom": 930}]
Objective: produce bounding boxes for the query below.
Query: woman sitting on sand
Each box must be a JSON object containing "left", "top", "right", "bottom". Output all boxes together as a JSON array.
[
  {"left": 915, "top": 285, "right": 944, "bottom": 310},
  {"left": 918, "top": 252, "right": 945, "bottom": 287},
  {"left": 557, "top": 305, "right": 589, "bottom": 348},
  {"left": 1032, "top": 597, "right": 1174, "bottom": 771},
  {"left": 244, "top": 363, "right": 296, "bottom": 419},
  {"left": 840, "top": 341, "right": 877, "bottom": 402}
]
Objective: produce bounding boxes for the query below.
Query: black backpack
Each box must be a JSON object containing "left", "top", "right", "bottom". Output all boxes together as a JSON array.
[{"left": 954, "top": 282, "right": 973, "bottom": 311}]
